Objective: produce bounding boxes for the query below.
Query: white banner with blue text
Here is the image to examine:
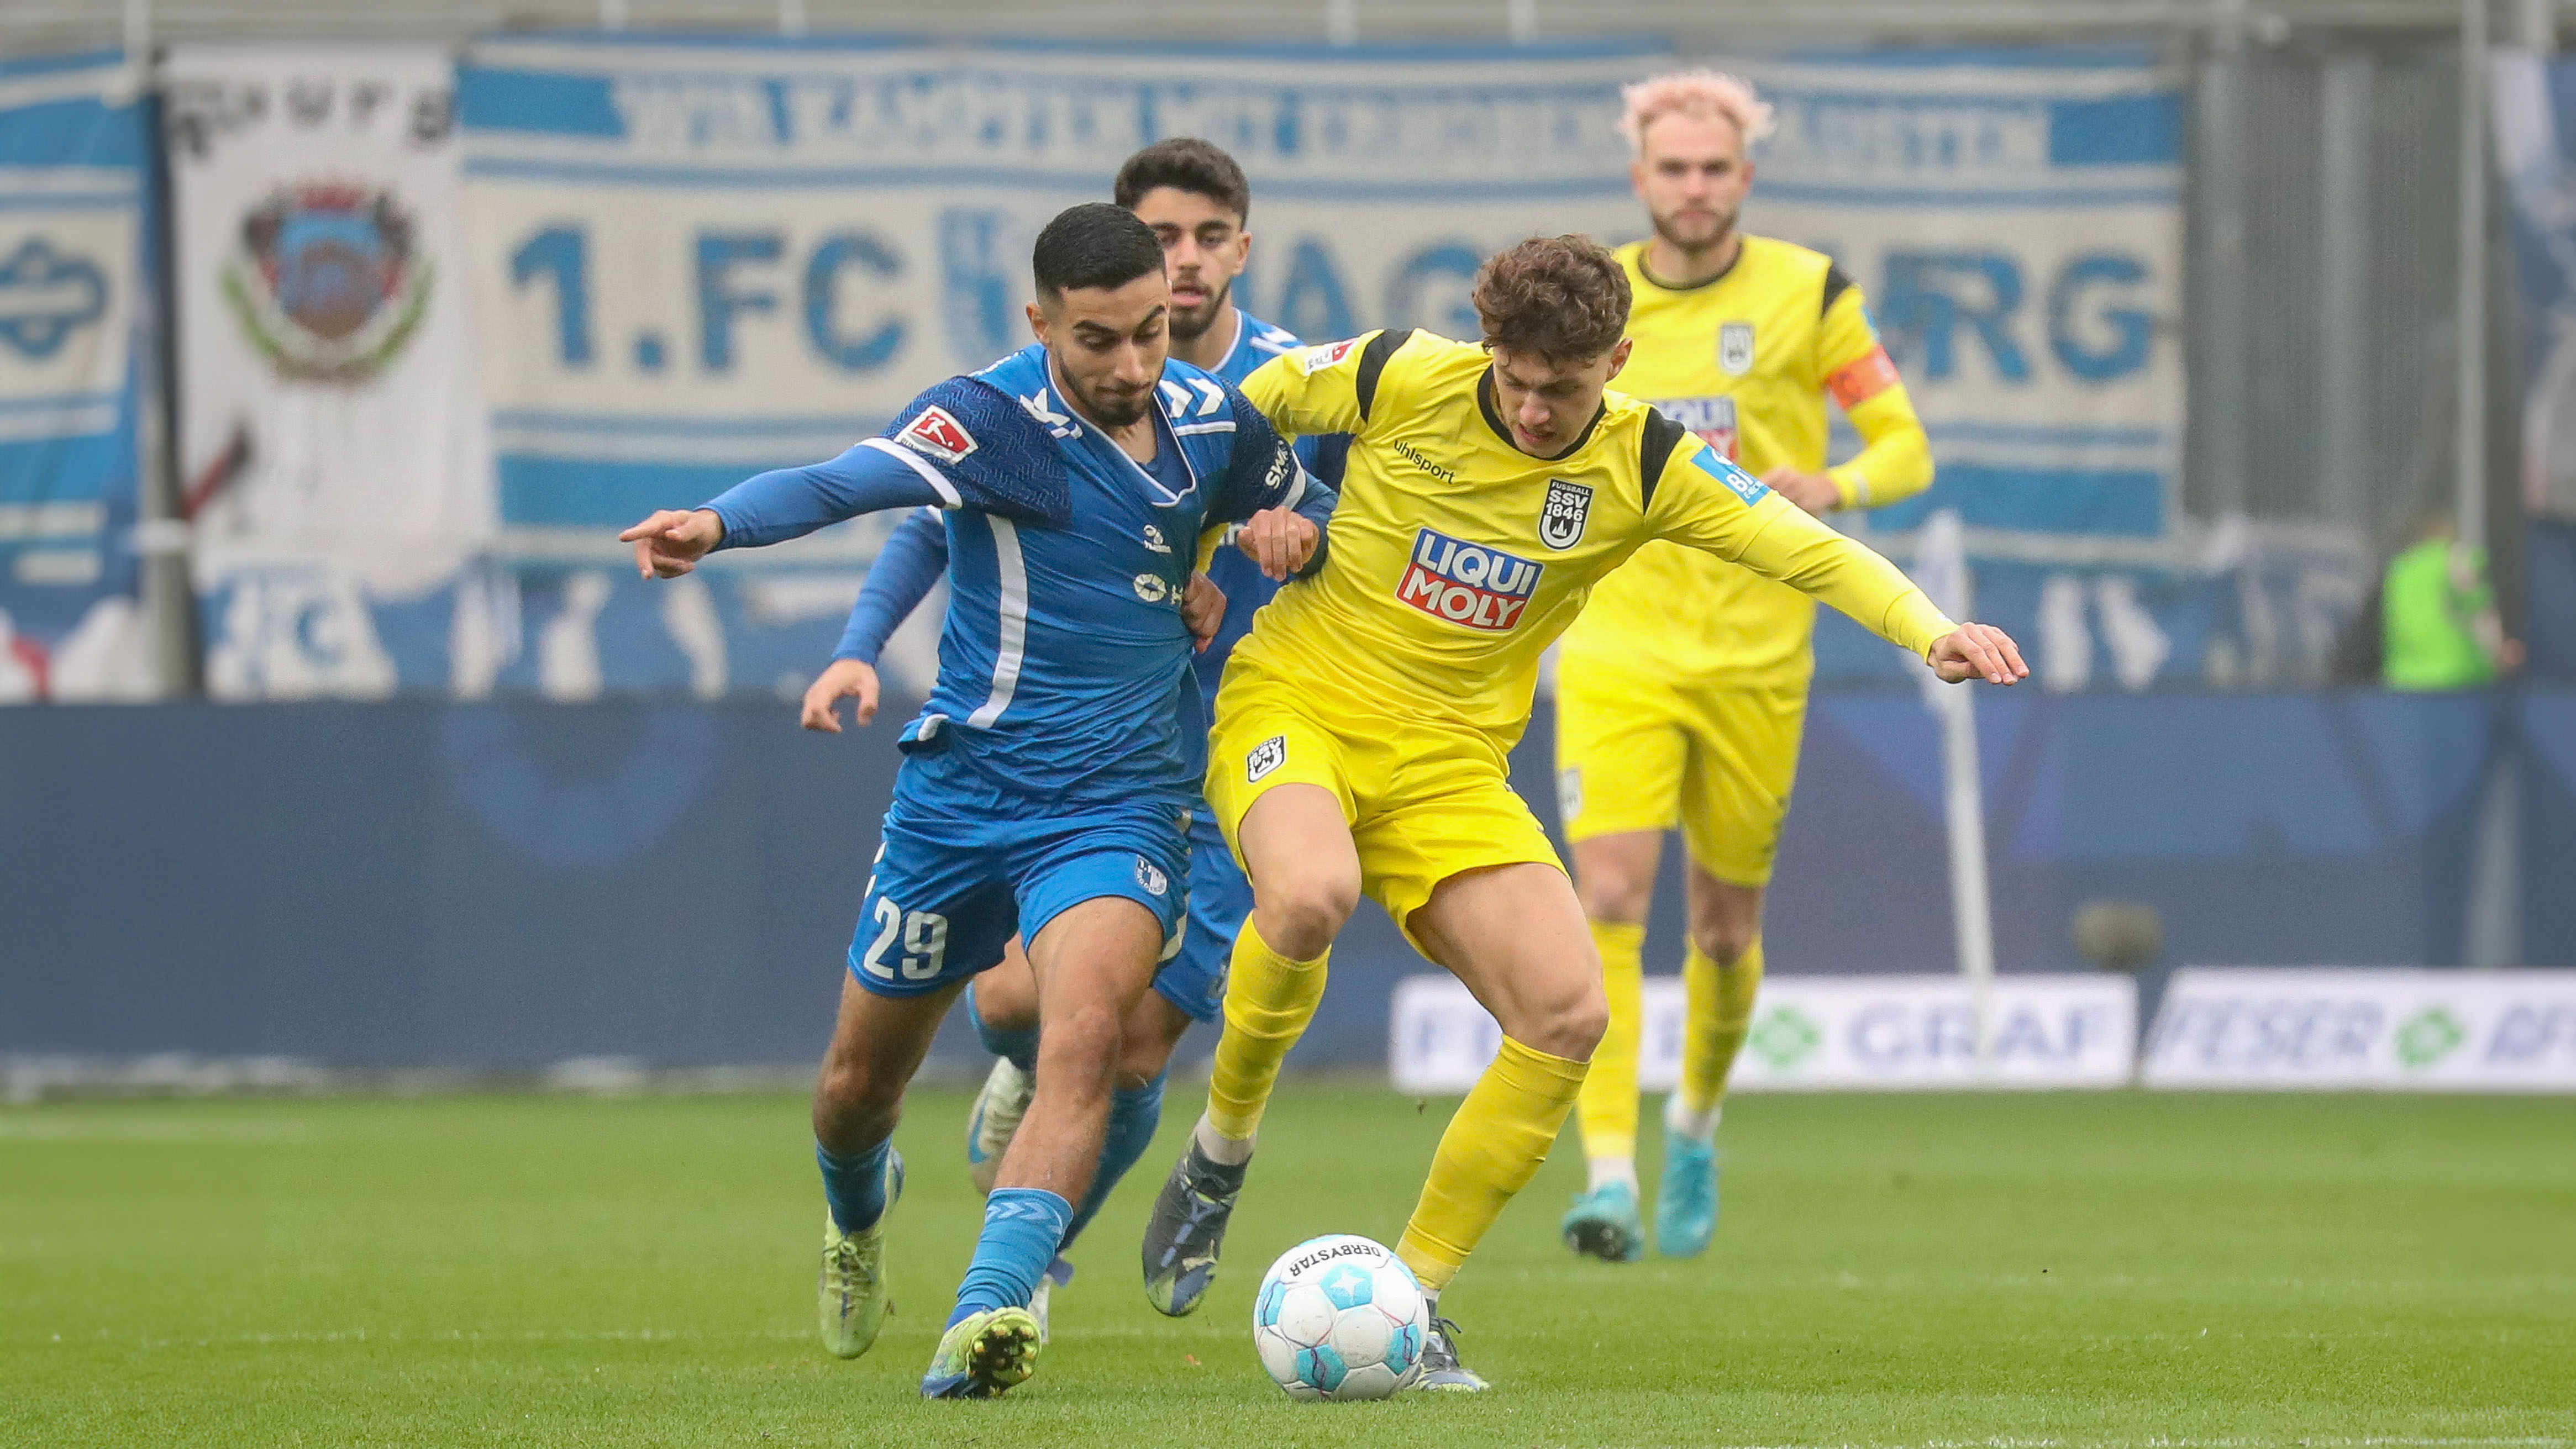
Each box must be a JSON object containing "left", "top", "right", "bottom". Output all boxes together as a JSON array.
[{"left": 1392, "top": 973, "right": 2137, "bottom": 1093}]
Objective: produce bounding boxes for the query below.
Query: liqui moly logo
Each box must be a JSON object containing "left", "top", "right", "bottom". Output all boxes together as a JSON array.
[{"left": 1396, "top": 529, "right": 1541, "bottom": 632}]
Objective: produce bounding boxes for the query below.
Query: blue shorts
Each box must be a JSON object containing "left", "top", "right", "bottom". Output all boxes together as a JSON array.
[
  {"left": 1155, "top": 809, "right": 1253, "bottom": 1024},
  {"left": 849, "top": 752, "right": 1192, "bottom": 997}
]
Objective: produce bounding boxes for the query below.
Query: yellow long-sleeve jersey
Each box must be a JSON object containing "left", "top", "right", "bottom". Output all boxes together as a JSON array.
[
  {"left": 1557, "top": 235, "right": 1934, "bottom": 691},
  {"left": 1234, "top": 328, "right": 1951, "bottom": 749}
]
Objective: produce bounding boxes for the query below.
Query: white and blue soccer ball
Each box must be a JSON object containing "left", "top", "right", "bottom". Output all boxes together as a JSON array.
[{"left": 1251, "top": 1234, "right": 1429, "bottom": 1401}]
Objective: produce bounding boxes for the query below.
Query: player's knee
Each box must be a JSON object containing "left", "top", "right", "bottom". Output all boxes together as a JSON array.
[
  {"left": 811, "top": 1062, "right": 901, "bottom": 1148},
  {"left": 1040, "top": 1000, "right": 1124, "bottom": 1081},
  {"left": 1257, "top": 871, "right": 1358, "bottom": 959},
  {"left": 1576, "top": 867, "right": 1653, "bottom": 925},
  {"left": 1689, "top": 920, "right": 1757, "bottom": 969},
  {"left": 1521, "top": 990, "right": 1610, "bottom": 1062}
]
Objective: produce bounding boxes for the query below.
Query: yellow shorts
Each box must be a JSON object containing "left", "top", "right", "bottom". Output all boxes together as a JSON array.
[
  {"left": 1552, "top": 656, "right": 1809, "bottom": 887},
  {"left": 1206, "top": 660, "right": 1564, "bottom": 952}
]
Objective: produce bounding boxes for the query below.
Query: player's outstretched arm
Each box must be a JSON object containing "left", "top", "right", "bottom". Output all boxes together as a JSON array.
[
  {"left": 619, "top": 440, "right": 954, "bottom": 579},
  {"left": 1654, "top": 439, "right": 2023, "bottom": 683}
]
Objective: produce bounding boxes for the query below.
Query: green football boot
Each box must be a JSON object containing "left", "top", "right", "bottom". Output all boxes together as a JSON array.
[
  {"left": 817, "top": 1148, "right": 903, "bottom": 1358},
  {"left": 1559, "top": 1179, "right": 1646, "bottom": 1263},
  {"left": 918, "top": 1306, "right": 1043, "bottom": 1399},
  {"left": 1656, "top": 1136, "right": 1721, "bottom": 1258}
]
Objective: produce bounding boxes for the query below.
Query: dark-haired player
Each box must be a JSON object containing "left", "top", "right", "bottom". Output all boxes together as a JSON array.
[
  {"left": 1142, "top": 236, "right": 2025, "bottom": 1390},
  {"left": 618, "top": 203, "right": 1334, "bottom": 1399},
  {"left": 806, "top": 139, "right": 1345, "bottom": 1335}
]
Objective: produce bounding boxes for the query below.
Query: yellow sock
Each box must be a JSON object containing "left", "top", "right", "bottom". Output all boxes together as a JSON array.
[
  {"left": 1396, "top": 1036, "right": 1587, "bottom": 1293},
  {"left": 1203, "top": 914, "right": 1329, "bottom": 1141},
  {"left": 1675, "top": 938, "right": 1763, "bottom": 1126},
  {"left": 1573, "top": 919, "right": 1645, "bottom": 1163}
]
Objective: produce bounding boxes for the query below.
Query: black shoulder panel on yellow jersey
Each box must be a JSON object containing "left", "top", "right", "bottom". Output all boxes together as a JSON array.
[
  {"left": 1354, "top": 328, "right": 1415, "bottom": 423},
  {"left": 1639, "top": 407, "right": 1688, "bottom": 513},
  {"left": 1821, "top": 263, "right": 1855, "bottom": 318}
]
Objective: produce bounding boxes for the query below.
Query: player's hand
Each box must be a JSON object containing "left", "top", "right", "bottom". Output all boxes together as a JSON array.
[
  {"left": 618, "top": 508, "right": 723, "bottom": 578},
  {"left": 1181, "top": 573, "right": 1227, "bottom": 653},
  {"left": 1759, "top": 466, "right": 1842, "bottom": 515},
  {"left": 801, "top": 658, "right": 881, "bottom": 733},
  {"left": 1237, "top": 505, "right": 1318, "bottom": 581},
  {"left": 1928, "top": 623, "right": 2030, "bottom": 686}
]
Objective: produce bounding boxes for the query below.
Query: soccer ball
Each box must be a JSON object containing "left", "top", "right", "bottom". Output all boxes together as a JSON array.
[{"left": 1250, "top": 1234, "right": 1429, "bottom": 1401}]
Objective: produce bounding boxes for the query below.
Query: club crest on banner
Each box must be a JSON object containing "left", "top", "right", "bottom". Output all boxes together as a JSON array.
[{"left": 224, "top": 182, "right": 433, "bottom": 383}]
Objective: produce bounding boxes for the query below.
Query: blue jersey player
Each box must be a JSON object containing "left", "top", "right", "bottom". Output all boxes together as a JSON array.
[
  {"left": 807, "top": 140, "right": 1345, "bottom": 1326},
  {"left": 617, "top": 203, "right": 1334, "bottom": 1400}
]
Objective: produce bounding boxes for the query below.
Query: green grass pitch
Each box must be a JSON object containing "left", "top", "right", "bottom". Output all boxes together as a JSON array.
[{"left": 6, "top": 1084, "right": 2572, "bottom": 1447}]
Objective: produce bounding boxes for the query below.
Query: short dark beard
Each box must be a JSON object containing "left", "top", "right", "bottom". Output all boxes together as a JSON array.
[
  {"left": 1063, "top": 371, "right": 1152, "bottom": 429},
  {"left": 1166, "top": 277, "right": 1234, "bottom": 344}
]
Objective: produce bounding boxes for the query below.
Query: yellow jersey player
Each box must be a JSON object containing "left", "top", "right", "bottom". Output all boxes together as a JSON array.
[
  {"left": 1137, "top": 235, "right": 2024, "bottom": 1391},
  {"left": 1553, "top": 72, "right": 1937, "bottom": 1264}
]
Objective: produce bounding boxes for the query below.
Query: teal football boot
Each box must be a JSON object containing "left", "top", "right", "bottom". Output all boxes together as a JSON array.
[
  {"left": 1656, "top": 1136, "right": 1720, "bottom": 1258},
  {"left": 1559, "top": 1179, "right": 1645, "bottom": 1263}
]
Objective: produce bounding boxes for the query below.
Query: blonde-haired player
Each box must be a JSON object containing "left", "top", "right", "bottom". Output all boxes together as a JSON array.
[{"left": 1555, "top": 70, "right": 1938, "bottom": 1263}]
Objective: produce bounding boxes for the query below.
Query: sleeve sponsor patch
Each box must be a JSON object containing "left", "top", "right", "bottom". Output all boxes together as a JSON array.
[
  {"left": 898, "top": 405, "right": 978, "bottom": 463},
  {"left": 1827, "top": 345, "right": 1901, "bottom": 409},
  {"left": 1687, "top": 445, "right": 1771, "bottom": 507},
  {"left": 1301, "top": 338, "right": 1359, "bottom": 371}
]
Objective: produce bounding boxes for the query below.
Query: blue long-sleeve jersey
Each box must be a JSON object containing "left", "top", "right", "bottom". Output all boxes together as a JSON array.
[
  {"left": 704, "top": 340, "right": 1333, "bottom": 807},
  {"left": 837, "top": 309, "right": 1348, "bottom": 706}
]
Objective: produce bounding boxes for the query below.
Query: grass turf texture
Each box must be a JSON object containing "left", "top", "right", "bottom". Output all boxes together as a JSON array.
[{"left": 5, "top": 1088, "right": 2570, "bottom": 1448}]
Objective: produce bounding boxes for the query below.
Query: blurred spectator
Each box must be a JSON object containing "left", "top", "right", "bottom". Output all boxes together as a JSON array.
[{"left": 2382, "top": 515, "right": 2524, "bottom": 691}]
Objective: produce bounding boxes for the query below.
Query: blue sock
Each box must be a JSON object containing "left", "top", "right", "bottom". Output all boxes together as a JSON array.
[
  {"left": 816, "top": 1139, "right": 893, "bottom": 1235},
  {"left": 1061, "top": 1071, "right": 1168, "bottom": 1249},
  {"left": 947, "top": 1187, "right": 1071, "bottom": 1328},
  {"left": 968, "top": 984, "right": 1040, "bottom": 1073}
]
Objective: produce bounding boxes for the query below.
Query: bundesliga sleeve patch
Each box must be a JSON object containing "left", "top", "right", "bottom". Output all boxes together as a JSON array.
[
  {"left": 1396, "top": 529, "right": 1541, "bottom": 632},
  {"left": 1302, "top": 339, "right": 1359, "bottom": 371},
  {"left": 897, "top": 405, "right": 978, "bottom": 463},
  {"left": 1688, "top": 446, "right": 1771, "bottom": 507}
]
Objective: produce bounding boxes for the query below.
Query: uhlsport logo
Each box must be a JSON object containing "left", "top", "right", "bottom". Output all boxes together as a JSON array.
[
  {"left": 1539, "top": 478, "right": 1592, "bottom": 550},
  {"left": 900, "top": 405, "right": 978, "bottom": 463},
  {"left": 224, "top": 182, "right": 432, "bottom": 382},
  {"left": 0, "top": 238, "right": 109, "bottom": 360},
  {"left": 1656, "top": 396, "right": 1739, "bottom": 462},
  {"left": 1396, "top": 529, "right": 1541, "bottom": 633}
]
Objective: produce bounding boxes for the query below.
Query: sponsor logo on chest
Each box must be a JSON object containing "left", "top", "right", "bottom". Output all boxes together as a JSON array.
[
  {"left": 1657, "top": 395, "right": 1739, "bottom": 462},
  {"left": 1397, "top": 528, "right": 1541, "bottom": 633}
]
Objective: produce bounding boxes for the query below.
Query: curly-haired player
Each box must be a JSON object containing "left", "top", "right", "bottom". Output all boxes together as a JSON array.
[{"left": 1139, "top": 235, "right": 2026, "bottom": 1390}]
